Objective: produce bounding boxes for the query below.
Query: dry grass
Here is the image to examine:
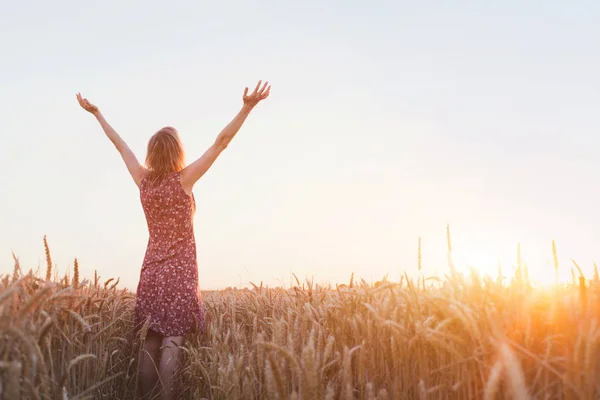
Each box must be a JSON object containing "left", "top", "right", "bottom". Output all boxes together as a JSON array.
[{"left": 2, "top": 237, "right": 600, "bottom": 399}]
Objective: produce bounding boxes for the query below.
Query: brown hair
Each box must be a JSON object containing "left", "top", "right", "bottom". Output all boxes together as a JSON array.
[{"left": 144, "top": 126, "right": 185, "bottom": 185}]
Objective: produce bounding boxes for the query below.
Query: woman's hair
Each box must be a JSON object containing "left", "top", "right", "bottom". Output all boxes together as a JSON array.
[{"left": 144, "top": 126, "right": 185, "bottom": 185}]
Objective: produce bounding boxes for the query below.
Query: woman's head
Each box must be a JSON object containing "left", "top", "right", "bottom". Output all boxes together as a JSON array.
[{"left": 145, "top": 126, "right": 185, "bottom": 184}]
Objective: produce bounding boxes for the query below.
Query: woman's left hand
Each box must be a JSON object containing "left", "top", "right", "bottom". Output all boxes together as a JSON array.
[{"left": 243, "top": 81, "right": 270, "bottom": 109}]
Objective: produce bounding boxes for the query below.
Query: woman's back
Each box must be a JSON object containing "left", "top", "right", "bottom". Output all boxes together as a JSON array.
[{"left": 140, "top": 171, "right": 196, "bottom": 267}]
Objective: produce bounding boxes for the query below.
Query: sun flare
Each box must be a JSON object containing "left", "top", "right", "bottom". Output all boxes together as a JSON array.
[{"left": 449, "top": 245, "right": 567, "bottom": 288}]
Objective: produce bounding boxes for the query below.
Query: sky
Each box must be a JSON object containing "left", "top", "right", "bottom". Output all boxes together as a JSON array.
[{"left": 1, "top": 0, "right": 600, "bottom": 290}]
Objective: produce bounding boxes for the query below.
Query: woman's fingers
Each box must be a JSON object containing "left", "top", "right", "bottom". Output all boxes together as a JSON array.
[
  {"left": 77, "top": 93, "right": 89, "bottom": 108},
  {"left": 259, "top": 81, "right": 269, "bottom": 94},
  {"left": 258, "top": 83, "right": 270, "bottom": 101},
  {"left": 260, "top": 85, "right": 271, "bottom": 99},
  {"left": 76, "top": 92, "right": 97, "bottom": 112},
  {"left": 252, "top": 80, "right": 262, "bottom": 95},
  {"left": 243, "top": 81, "right": 270, "bottom": 101}
]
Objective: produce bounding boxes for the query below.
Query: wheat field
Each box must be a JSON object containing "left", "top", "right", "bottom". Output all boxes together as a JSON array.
[{"left": 1, "top": 235, "right": 599, "bottom": 399}]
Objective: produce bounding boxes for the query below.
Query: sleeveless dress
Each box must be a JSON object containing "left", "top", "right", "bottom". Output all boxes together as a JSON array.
[{"left": 134, "top": 171, "right": 206, "bottom": 337}]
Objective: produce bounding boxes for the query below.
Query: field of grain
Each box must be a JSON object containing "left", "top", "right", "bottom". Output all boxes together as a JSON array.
[{"left": 1, "top": 236, "right": 600, "bottom": 399}]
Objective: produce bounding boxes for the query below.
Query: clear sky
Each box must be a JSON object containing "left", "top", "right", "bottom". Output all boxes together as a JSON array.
[{"left": 2, "top": 0, "right": 600, "bottom": 290}]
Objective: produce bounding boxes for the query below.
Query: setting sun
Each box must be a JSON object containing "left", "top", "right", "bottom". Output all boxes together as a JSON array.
[{"left": 440, "top": 226, "right": 583, "bottom": 288}]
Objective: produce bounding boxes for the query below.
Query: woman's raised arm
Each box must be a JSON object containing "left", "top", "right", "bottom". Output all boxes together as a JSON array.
[
  {"left": 76, "top": 93, "right": 145, "bottom": 187},
  {"left": 180, "top": 80, "right": 270, "bottom": 193}
]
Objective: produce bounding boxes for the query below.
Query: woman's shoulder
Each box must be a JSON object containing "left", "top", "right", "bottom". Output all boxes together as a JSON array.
[{"left": 139, "top": 170, "right": 150, "bottom": 187}]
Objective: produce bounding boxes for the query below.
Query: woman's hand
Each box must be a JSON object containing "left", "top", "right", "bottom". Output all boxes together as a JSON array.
[
  {"left": 76, "top": 92, "right": 145, "bottom": 187},
  {"left": 243, "top": 80, "right": 270, "bottom": 108},
  {"left": 76, "top": 93, "right": 99, "bottom": 115}
]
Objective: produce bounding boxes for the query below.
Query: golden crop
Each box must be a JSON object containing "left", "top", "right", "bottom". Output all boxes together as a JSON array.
[{"left": 1, "top": 238, "right": 598, "bottom": 399}]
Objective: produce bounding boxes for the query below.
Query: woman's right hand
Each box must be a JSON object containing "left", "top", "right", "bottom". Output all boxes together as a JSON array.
[
  {"left": 243, "top": 80, "right": 270, "bottom": 108},
  {"left": 76, "top": 93, "right": 99, "bottom": 115}
]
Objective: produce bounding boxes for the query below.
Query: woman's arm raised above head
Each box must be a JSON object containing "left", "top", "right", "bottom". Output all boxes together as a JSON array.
[
  {"left": 180, "top": 80, "right": 271, "bottom": 192},
  {"left": 76, "top": 93, "right": 145, "bottom": 187}
]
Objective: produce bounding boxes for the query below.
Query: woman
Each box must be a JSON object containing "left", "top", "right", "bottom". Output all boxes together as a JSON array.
[{"left": 76, "top": 80, "right": 271, "bottom": 399}]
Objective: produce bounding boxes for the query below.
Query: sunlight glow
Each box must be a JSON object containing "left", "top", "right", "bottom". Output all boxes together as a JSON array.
[{"left": 449, "top": 243, "right": 570, "bottom": 288}]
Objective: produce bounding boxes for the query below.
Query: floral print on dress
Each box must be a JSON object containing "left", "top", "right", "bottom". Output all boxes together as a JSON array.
[{"left": 134, "top": 171, "right": 206, "bottom": 336}]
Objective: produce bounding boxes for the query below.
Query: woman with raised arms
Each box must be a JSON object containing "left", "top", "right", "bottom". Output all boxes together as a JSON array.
[{"left": 76, "top": 80, "right": 271, "bottom": 399}]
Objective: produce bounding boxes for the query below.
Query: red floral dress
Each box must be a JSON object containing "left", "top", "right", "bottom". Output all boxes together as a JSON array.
[{"left": 134, "top": 171, "right": 206, "bottom": 337}]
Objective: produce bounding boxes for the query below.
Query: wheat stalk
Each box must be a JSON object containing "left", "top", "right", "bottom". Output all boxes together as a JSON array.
[
  {"left": 73, "top": 258, "right": 80, "bottom": 289},
  {"left": 43, "top": 235, "right": 53, "bottom": 281}
]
